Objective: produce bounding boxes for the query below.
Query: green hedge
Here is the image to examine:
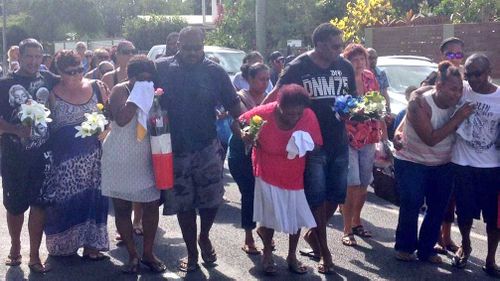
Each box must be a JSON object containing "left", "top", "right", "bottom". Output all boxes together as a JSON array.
[{"left": 123, "top": 15, "right": 187, "bottom": 51}]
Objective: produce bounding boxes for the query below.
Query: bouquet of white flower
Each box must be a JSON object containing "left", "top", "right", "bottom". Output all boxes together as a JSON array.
[
  {"left": 75, "top": 104, "right": 108, "bottom": 138},
  {"left": 18, "top": 100, "right": 52, "bottom": 127}
]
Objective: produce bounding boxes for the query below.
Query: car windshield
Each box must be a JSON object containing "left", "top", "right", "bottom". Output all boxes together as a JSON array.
[
  {"left": 205, "top": 51, "right": 245, "bottom": 76},
  {"left": 379, "top": 65, "right": 437, "bottom": 93}
]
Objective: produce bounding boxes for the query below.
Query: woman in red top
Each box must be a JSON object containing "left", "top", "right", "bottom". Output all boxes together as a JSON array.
[
  {"left": 341, "top": 44, "right": 382, "bottom": 246},
  {"left": 239, "top": 84, "right": 322, "bottom": 275}
]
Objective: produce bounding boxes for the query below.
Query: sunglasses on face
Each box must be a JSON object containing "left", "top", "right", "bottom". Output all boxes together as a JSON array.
[
  {"left": 119, "top": 49, "right": 138, "bottom": 55},
  {"left": 464, "top": 70, "right": 484, "bottom": 79},
  {"left": 62, "top": 66, "right": 84, "bottom": 76},
  {"left": 181, "top": 44, "right": 203, "bottom": 52},
  {"left": 97, "top": 55, "right": 110, "bottom": 60},
  {"left": 445, "top": 52, "right": 464, "bottom": 60}
]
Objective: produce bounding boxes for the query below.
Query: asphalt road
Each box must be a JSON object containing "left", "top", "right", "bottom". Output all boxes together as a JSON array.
[{"left": 0, "top": 165, "right": 498, "bottom": 281}]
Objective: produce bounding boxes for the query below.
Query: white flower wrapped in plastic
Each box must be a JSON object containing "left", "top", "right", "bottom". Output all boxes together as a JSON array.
[
  {"left": 18, "top": 100, "right": 52, "bottom": 127},
  {"left": 75, "top": 112, "right": 108, "bottom": 138}
]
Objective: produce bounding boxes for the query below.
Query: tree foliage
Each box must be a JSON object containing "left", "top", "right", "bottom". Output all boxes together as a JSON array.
[
  {"left": 433, "top": 0, "right": 499, "bottom": 23},
  {"left": 123, "top": 15, "right": 187, "bottom": 51},
  {"left": 330, "top": 0, "right": 393, "bottom": 43}
]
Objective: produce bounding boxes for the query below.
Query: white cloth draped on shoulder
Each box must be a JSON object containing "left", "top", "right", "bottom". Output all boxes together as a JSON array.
[
  {"left": 253, "top": 177, "right": 316, "bottom": 234},
  {"left": 286, "top": 130, "right": 314, "bottom": 159}
]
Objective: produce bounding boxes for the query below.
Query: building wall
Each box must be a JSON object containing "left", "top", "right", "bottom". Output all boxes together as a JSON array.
[{"left": 366, "top": 22, "right": 500, "bottom": 79}]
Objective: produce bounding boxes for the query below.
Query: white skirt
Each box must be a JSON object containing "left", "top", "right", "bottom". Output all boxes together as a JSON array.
[{"left": 253, "top": 177, "right": 317, "bottom": 234}]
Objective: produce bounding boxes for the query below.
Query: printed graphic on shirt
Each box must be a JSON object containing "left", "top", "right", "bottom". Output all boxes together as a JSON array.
[
  {"left": 301, "top": 70, "right": 350, "bottom": 99},
  {"left": 8, "top": 82, "right": 50, "bottom": 150},
  {"left": 457, "top": 101, "right": 499, "bottom": 152}
]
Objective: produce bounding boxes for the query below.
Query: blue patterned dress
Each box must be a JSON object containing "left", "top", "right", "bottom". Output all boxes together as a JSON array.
[{"left": 43, "top": 83, "right": 109, "bottom": 255}]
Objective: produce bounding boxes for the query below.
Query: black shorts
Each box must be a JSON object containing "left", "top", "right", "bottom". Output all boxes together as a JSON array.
[
  {"left": 2, "top": 145, "right": 49, "bottom": 215},
  {"left": 454, "top": 164, "right": 500, "bottom": 226}
]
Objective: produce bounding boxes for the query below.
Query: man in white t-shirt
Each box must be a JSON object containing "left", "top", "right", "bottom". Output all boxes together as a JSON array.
[{"left": 451, "top": 53, "right": 500, "bottom": 278}]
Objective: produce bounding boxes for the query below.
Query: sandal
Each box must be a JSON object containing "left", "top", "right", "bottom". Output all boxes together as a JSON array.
[
  {"left": 299, "top": 248, "right": 320, "bottom": 261},
  {"left": 287, "top": 258, "right": 307, "bottom": 274},
  {"left": 82, "top": 252, "right": 110, "bottom": 261},
  {"left": 451, "top": 246, "right": 471, "bottom": 269},
  {"left": 178, "top": 257, "right": 200, "bottom": 273},
  {"left": 141, "top": 258, "right": 167, "bottom": 273},
  {"left": 133, "top": 226, "right": 143, "bottom": 236},
  {"left": 241, "top": 245, "right": 261, "bottom": 255},
  {"left": 5, "top": 255, "right": 22, "bottom": 266},
  {"left": 262, "top": 258, "right": 277, "bottom": 275},
  {"left": 198, "top": 239, "right": 217, "bottom": 264},
  {"left": 318, "top": 262, "right": 335, "bottom": 275},
  {"left": 434, "top": 244, "right": 447, "bottom": 255},
  {"left": 352, "top": 225, "right": 372, "bottom": 238},
  {"left": 395, "top": 251, "right": 417, "bottom": 262},
  {"left": 121, "top": 258, "right": 140, "bottom": 274},
  {"left": 483, "top": 265, "right": 500, "bottom": 278},
  {"left": 342, "top": 234, "right": 357, "bottom": 246},
  {"left": 28, "top": 262, "right": 51, "bottom": 274}
]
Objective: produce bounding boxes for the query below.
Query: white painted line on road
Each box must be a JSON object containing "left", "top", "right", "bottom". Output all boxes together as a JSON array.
[{"left": 367, "top": 203, "right": 488, "bottom": 242}]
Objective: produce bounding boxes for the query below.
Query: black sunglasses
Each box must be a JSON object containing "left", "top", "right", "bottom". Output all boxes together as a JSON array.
[
  {"left": 119, "top": 49, "right": 138, "bottom": 55},
  {"left": 181, "top": 44, "right": 203, "bottom": 52},
  {"left": 464, "top": 70, "right": 485, "bottom": 79},
  {"left": 62, "top": 66, "right": 84, "bottom": 76},
  {"left": 445, "top": 52, "right": 464, "bottom": 60}
]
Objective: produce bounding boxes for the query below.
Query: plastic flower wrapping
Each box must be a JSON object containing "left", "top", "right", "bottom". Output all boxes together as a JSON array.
[
  {"left": 75, "top": 103, "right": 108, "bottom": 138},
  {"left": 334, "top": 91, "right": 387, "bottom": 149},
  {"left": 18, "top": 100, "right": 52, "bottom": 127}
]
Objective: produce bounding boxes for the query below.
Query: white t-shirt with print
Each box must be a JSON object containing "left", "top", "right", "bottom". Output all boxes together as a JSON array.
[{"left": 452, "top": 82, "right": 500, "bottom": 168}]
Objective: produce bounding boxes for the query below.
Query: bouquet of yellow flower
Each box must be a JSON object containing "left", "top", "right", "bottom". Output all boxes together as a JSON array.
[
  {"left": 75, "top": 103, "right": 108, "bottom": 138},
  {"left": 242, "top": 115, "right": 267, "bottom": 154}
]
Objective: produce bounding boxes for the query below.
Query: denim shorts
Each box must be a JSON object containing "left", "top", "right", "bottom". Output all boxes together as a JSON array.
[
  {"left": 304, "top": 146, "right": 349, "bottom": 208},
  {"left": 347, "top": 144, "right": 376, "bottom": 187},
  {"left": 454, "top": 164, "right": 500, "bottom": 226}
]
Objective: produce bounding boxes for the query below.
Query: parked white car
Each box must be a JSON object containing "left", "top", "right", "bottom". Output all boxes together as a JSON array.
[
  {"left": 147, "top": 45, "right": 246, "bottom": 78},
  {"left": 377, "top": 56, "right": 438, "bottom": 114}
]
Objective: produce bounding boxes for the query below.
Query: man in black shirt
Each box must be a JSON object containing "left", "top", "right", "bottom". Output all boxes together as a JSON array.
[
  {"left": 0, "top": 38, "right": 58, "bottom": 273},
  {"left": 155, "top": 27, "right": 242, "bottom": 272},
  {"left": 263, "top": 23, "right": 356, "bottom": 274}
]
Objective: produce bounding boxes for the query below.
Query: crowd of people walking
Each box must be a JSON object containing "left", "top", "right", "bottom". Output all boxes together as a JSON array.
[{"left": 0, "top": 21, "right": 498, "bottom": 279}]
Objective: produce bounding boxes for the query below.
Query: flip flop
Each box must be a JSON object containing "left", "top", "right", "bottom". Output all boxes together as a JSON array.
[
  {"left": 483, "top": 265, "right": 500, "bottom": 278},
  {"left": 121, "top": 258, "right": 139, "bottom": 274},
  {"left": 262, "top": 258, "right": 277, "bottom": 275},
  {"left": 82, "top": 252, "right": 110, "bottom": 261},
  {"left": 133, "top": 227, "right": 143, "bottom": 236},
  {"left": 28, "top": 262, "right": 51, "bottom": 274},
  {"left": 241, "top": 245, "right": 261, "bottom": 255},
  {"left": 318, "top": 262, "right": 335, "bottom": 275},
  {"left": 451, "top": 246, "right": 471, "bottom": 269},
  {"left": 342, "top": 234, "right": 357, "bottom": 246},
  {"left": 287, "top": 259, "right": 308, "bottom": 274},
  {"left": 352, "top": 225, "right": 372, "bottom": 238},
  {"left": 198, "top": 239, "right": 217, "bottom": 264},
  {"left": 299, "top": 248, "right": 320, "bottom": 261},
  {"left": 178, "top": 258, "right": 200, "bottom": 273},
  {"left": 141, "top": 258, "right": 167, "bottom": 273},
  {"left": 433, "top": 244, "right": 447, "bottom": 255},
  {"left": 5, "top": 255, "right": 22, "bottom": 266}
]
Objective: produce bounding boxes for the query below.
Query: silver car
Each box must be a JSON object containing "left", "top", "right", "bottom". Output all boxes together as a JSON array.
[
  {"left": 147, "top": 45, "right": 246, "bottom": 78},
  {"left": 377, "top": 56, "right": 438, "bottom": 114}
]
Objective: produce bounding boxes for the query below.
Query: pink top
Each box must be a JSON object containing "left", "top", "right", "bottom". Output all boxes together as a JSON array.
[
  {"left": 361, "top": 69, "right": 380, "bottom": 94},
  {"left": 240, "top": 102, "right": 323, "bottom": 190}
]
